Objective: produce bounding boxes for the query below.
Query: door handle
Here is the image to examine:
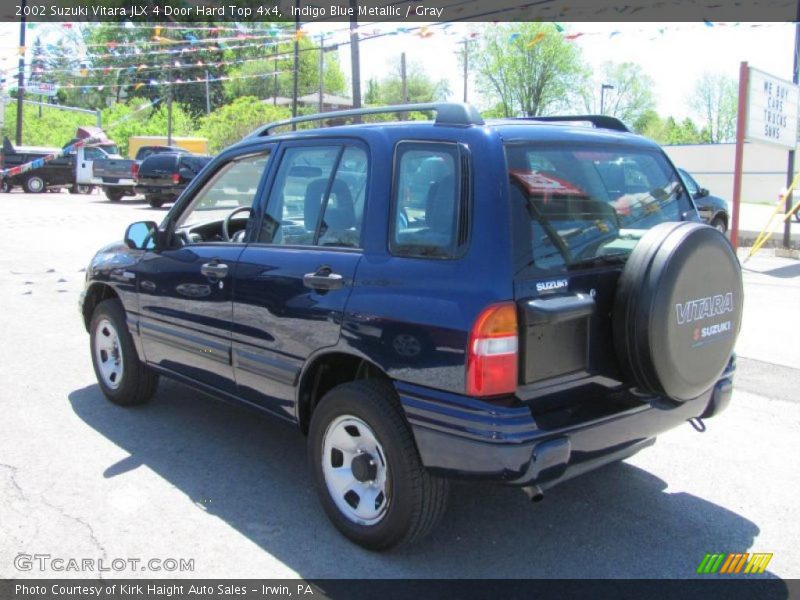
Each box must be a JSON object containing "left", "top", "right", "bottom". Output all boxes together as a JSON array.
[
  {"left": 201, "top": 261, "right": 229, "bottom": 279},
  {"left": 303, "top": 266, "right": 344, "bottom": 291}
]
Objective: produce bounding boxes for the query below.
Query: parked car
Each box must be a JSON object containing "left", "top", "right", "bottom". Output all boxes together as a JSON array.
[
  {"left": 678, "top": 168, "right": 729, "bottom": 233},
  {"left": 134, "top": 145, "right": 189, "bottom": 162},
  {"left": 81, "top": 104, "right": 743, "bottom": 550},
  {"left": 134, "top": 152, "right": 212, "bottom": 208},
  {"left": 1, "top": 137, "right": 74, "bottom": 193}
]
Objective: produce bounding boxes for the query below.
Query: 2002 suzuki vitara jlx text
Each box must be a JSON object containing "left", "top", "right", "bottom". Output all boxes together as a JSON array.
[{"left": 80, "top": 104, "right": 743, "bottom": 550}]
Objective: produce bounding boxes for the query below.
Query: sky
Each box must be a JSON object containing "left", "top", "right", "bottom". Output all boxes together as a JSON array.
[{"left": 0, "top": 20, "right": 795, "bottom": 121}]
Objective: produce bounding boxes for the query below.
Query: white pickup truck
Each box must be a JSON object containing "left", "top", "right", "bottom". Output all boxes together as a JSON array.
[{"left": 72, "top": 143, "right": 136, "bottom": 202}]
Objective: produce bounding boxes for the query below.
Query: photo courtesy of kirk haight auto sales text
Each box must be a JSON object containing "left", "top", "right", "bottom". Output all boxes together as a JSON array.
[{"left": 14, "top": 584, "right": 316, "bottom": 597}]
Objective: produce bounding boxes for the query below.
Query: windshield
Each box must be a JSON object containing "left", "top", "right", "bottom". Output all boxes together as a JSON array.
[{"left": 505, "top": 143, "right": 692, "bottom": 270}]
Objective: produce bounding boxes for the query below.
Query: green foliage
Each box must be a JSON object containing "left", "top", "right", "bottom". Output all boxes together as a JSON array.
[
  {"left": 197, "top": 96, "right": 289, "bottom": 153},
  {"left": 473, "top": 23, "right": 587, "bottom": 117},
  {"left": 223, "top": 36, "right": 347, "bottom": 103},
  {"left": 581, "top": 62, "right": 656, "bottom": 128},
  {"left": 368, "top": 58, "right": 449, "bottom": 105},
  {"left": 634, "top": 109, "right": 703, "bottom": 145},
  {"left": 2, "top": 101, "right": 194, "bottom": 156},
  {"left": 689, "top": 72, "right": 738, "bottom": 143}
]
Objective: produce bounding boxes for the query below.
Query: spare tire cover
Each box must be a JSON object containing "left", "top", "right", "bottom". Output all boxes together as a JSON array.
[{"left": 613, "top": 222, "right": 743, "bottom": 402}]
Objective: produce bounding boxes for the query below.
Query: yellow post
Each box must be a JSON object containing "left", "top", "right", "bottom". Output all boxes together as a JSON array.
[{"left": 746, "top": 171, "right": 800, "bottom": 261}]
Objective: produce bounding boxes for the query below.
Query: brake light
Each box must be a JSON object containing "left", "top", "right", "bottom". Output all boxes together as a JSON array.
[
  {"left": 131, "top": 162, "right": 139, "bottom": 179},
  {"left": 172, "top": 172, "right": 180, "bottom": 184},
  {"left": 466, "top": 302, "right": 518, "bottom": 397}
]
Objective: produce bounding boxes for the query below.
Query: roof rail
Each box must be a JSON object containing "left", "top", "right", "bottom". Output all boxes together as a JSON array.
[
  {"left": 522, "top": 115, "right": 629, "bottom": 133},
  {"left": 248, "top": 102, "right": 484, "bottom": 137}
]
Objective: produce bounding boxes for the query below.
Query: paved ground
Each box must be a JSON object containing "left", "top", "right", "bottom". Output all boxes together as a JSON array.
[{"left": 0, "top": 190, "right": 798, "bottom": 580}]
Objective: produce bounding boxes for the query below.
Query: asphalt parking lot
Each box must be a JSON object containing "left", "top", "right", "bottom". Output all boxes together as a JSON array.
[{"left": 0, "top": 190, "right": 798, "bottom": 580}]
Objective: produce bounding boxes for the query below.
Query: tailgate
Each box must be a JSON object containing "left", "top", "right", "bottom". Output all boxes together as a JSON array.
[{"left": 93, "top": 159, "right": 134, "bottom": 179}]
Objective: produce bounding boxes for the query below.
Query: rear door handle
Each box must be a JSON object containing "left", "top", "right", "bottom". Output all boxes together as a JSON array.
[
  {"left": 303, "top": 267, "right": 344, "bottom": 291},
  {"left": 201, "top": 261, "right": 229, "bottom": 279}
]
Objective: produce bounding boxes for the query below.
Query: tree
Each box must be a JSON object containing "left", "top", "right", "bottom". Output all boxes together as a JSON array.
[
  {"left": 473, "top": 23, "right": 587, "bottom": 117},
  {"left": 582, "top": 62, "right": 656, "bottom": 127},
  {"left": 368, "top": 58, "right": 449, "bottom": 105},
  {"left": 689, "top": 72, "right": 737, "bottom": 143},
  {"left": 197, "top": 96, "right": 289, "bottom": 153},
  {"left": 634, "top": 109, "right": 703, "bottom": 145},
  {"left": 224, "top": 36, "right": 347, "bottom": 103}
]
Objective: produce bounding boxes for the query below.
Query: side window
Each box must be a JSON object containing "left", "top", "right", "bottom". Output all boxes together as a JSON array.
[
  {"left": 84, "top": 147, "right": 106, "bottom": 160},
  {"left": 175, "top": 152, "right": 271, "bottom": 234},
  {"left": 391, "top": 142, "right": 466, "bottom": 259},
  {"left": 259, "top": 145, "right": 367, "bottom": 248}
]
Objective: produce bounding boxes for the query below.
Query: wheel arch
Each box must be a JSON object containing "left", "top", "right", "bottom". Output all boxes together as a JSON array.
[
  {"left": 82, "top": 282, "right": 121, "bottom": 331},
  {"left": 296, "top": 350, "right": 390, "bottom": 434}
]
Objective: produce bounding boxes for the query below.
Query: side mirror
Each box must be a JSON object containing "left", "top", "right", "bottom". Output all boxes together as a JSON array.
[
  {"left": 697, "top": 187, "right": 710, "bottom": 198},
  {"left": 124, "top": 221, "right": 158, "bottom": 250}
]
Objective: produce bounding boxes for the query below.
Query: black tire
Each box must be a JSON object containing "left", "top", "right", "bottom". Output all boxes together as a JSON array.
[
  {"left": 308, "top": 380, "right": 448, "bottom": 551},
  {"left": 70, "top": 184, "right": 92, "bottom": 195},
  {"left": 146, "top": 195, "right": 165, "bottom": 208},
  {"left": 23, "top": 174, "right": 46, "bottom": 194},
  {"left": 1, "top": 179, "right": 11, "bottom": 193},
  {"left": 105, "top": 188, "right": 124, "bottom": 202},
  {"left": 89, "top": 299, "right": 158, "bottom": 406},
  {"left": 710, "top": 215, "right": 728, "bottom": 234}
]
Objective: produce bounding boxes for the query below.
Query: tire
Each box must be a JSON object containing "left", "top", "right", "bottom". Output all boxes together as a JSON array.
[
  {"left": 710, "top": 215, "right": 727, "bottom": 234},
  {"left": 1, "top": 179, "right": 11, "bottom": 193},
  {"left": 105, "top": 188, "right": 124, "bottom": 202},
  {"left": 613, "top": 222, "right": 743, "bottom": 403},
  {"left": 70, "top": 184, "right": 92, "bottom": 195},
  {"left": 89, "top": 299, "right": 158, "bottom": 406},
  {"left": 308, "top": 380, "right": 449, "bottom": 551},
  {"left": 146, "top": 195, "right": 164, "bottom": 208},
  {"left": 23, "top": 175, "right": 46, "bottom": 194}
]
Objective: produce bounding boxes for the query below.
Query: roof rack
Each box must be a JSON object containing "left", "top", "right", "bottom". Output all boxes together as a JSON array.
[
  {"left": 522, "top": 115, "right": 629, "bottom": 133},
  {"left": 248, "top": 102, "right": 485, "bottom": 137}
]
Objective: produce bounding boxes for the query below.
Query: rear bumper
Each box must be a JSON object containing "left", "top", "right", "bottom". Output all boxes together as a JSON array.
[
  {"left": 135, "top": 185, "right": 181, "bottom": 197},
  {"left": 397, "top": 357, "right": 735, "bottom": 488}
]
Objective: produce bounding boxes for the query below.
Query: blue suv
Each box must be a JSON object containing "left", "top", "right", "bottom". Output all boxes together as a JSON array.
[{"left": 81, "top": 104, "right": 743, "bottom": 550}]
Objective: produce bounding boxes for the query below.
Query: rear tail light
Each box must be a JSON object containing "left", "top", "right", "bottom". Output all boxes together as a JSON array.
[
  {"left": 172, "top": 173, "right": 180, "bottom": 184},
  {"left": 131, "top": 163, "right": 139, "bottom": 180},
  {"left": 466, "top": 302, "right": 519, "bottom": 397}
]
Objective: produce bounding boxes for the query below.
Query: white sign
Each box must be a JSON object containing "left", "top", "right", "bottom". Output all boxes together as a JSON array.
[
  {"left": 746, "top": 67, "right": 800, "bottom": 150},
  {"left": 26, "top": 81, "right": 58, "bottom": 97}
]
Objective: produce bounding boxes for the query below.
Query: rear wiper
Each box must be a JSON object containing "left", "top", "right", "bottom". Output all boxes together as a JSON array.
[{"left": 567, "top": 253, "right": 628, "bottom": 270}]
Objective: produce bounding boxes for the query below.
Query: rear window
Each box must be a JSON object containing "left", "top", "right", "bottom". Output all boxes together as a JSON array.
[
  {"left": 179, "top": 155, "right": 211, "bottom": 173},
  {"left": 141, "top": 154, "right": 178, "bottom": 172},
  {"left": 391, "top": 142, "right": 468, "bottom": 259},
  {"left": 505, "top": 143, "right": 693, "bottom": 270}
]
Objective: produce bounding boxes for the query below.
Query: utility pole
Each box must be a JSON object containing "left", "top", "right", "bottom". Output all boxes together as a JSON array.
[
  {"left": 600, "top": 83, "right": 614, "bottom": 115},
  {"left": 273, "top": 42, "right": 278, "bottom": 106},
  {"left": 460, "top": 39, "right": 472, "bottom": 103},
  {"left": 205, "top": 69, "right": 211, "bottom": 114},
  {"left": 350, "top": 0, "right": 361, "bottom": 112},
  {"left": 784, "top": 12, "right": 800, "bottom": 248},
  {"left": 400, "top": 53, "right": 408, "bottom": 104},
  {"left": 16, "top": 0, "right": 27, "bottom": 145},
  {"left": 318, "top": 34, "right": 325, "bottom": 113},
  {"left": 167, "top": 67, "right": 173, "bottom": 145},
  {"left": 292, "top": 0, "right": 300, "bottom": 120}
]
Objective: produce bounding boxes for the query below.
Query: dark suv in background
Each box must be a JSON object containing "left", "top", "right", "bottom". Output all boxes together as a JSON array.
[
  {"left": 135, "top": 153, "right": 212, "bottom": 208},
  {"left": 81, "top": 104, "right": 743, "bottom": 550}
]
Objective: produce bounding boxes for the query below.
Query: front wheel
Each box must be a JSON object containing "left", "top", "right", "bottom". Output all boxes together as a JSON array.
[
  {"left": 90, "top": 299, "right": 158, "bottom": 406},
  {"left": 308, "top": 380, "right": 448, "bottom": 550},
  {"left": 710, "top": 215, "right": 728, "bottom": 234}
]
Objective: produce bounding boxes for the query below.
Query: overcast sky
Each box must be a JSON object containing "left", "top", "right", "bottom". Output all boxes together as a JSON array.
[{"left": 0, "top": 21, "right": 795, "bottom": 121}]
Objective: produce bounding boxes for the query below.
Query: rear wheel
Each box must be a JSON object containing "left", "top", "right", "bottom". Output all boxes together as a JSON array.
[
  {"left": 105, "top": 188, "right": 124, "bottom": 202},
  {"left": 308, "top": 380, "right": 448, "bottom": 550},
  {"left": 70, "top": 184, "right": 93, "bottom": 195},
  {"left": 146, "top": 194, "right": 165, "bottom": 208},
  {"left": 90, "top": 299, "right": 158, "bottom": 406},
  {"left": 710, "top": 215, "right": 727, "bottom": 234},
  {"left": 1, "top": 179, "right": 12, "bottom": 193},
  {"left": 23, "top": 175, "right": 46, "bottom": 194}
]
